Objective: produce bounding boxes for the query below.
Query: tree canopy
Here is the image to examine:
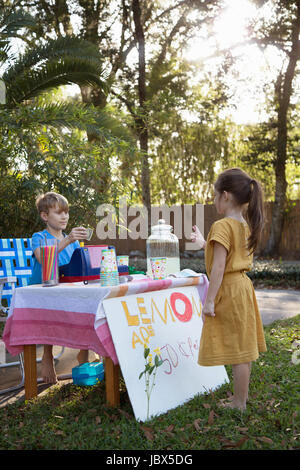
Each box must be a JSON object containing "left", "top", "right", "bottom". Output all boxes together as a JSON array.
[{"left": 0, "top": 0, "right": 299, "bottom": 254}]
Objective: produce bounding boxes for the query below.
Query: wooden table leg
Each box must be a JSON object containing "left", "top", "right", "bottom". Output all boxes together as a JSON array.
[
  {"left": 105, "top": 356, "right": 120, "bottom": 407},
  {"left": 23, "top": 345, "right": 38, "bottom": 400}
]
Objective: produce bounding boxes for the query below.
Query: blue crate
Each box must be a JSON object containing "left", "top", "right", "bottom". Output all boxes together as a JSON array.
[{"left": 72, "top": 361, "right": 104, "bottom": 386}]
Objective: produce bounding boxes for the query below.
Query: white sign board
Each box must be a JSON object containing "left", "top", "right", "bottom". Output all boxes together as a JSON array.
[{"left": 103, "top": 285, "right": 228, "bottom": 422}]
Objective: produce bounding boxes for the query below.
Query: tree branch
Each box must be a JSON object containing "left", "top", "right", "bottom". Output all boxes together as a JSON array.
[{"left": 110, "top": 88, "right": 136, "bottom": 119}]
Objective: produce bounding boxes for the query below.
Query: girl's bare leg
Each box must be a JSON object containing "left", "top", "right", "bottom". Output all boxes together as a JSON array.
[
  {"left": 224, "top": 362, "right": 252, "bottom": 403},
  {"left": 230, "top": 362, "right": 251, "bottom": 410}
]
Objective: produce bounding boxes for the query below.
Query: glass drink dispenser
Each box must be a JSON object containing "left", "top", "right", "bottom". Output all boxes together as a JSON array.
[{"left": 146, "top": 219, "right": 180, "bottom": 277}]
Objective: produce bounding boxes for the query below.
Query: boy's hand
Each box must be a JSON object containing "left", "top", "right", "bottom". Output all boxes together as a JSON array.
[
  {"left": 203, "top": 300, "right": 215, "bottom": 317},
  {"left": 190, "top": 225, "right": 206, "bottom": 249},
  {"left": 67, "top": 227, "right": 88, "bottom": 242}
]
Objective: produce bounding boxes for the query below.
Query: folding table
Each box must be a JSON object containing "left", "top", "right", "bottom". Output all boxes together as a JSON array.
[{"left": 3, "top": 276, "right": 208, "bottom": 405}]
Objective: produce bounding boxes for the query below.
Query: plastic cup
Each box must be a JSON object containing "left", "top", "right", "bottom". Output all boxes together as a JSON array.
[
  {"left": 117, "top": 255, "right": 129, "bottom": 266},
  {"left": 85, "top": 227, "right": 94, "bottom": 241},
  {"left": 39, "top": 239, "right": 59, "bottom": 286},
  {"left": 100, "top": 248, "right": 118, "bottom": 271},
  {"left": 150, "top": 257, "right": 167, "bottom": 280},
  {"left": 100, "top": 248, "right": 119, "bottom": 286}
]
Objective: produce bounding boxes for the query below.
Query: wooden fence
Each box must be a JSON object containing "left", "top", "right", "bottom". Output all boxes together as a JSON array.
[{"left": 90, "top": 200, "right": 300, "bottom": 260}]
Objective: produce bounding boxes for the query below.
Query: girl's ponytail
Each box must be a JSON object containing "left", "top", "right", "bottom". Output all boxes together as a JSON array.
[
  {"left": 246, "top": 178, "right": 264, "bottom": 254},
  {"left": 214, "top": 168, "right": 265, "bottom": 254}
]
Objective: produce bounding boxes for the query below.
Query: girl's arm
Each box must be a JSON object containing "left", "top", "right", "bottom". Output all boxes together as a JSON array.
[{"left": 203, "top": 241, "right": 227, "bottom": 317}]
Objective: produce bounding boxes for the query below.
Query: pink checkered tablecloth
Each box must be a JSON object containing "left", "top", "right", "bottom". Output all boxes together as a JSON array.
[{"left": 3, "top": 275, "right": 208, "bottom": 365}]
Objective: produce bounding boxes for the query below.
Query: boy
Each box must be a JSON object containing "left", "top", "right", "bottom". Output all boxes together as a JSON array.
[{"left": 29, "top": 192, "right": 89, "bottom": 384}]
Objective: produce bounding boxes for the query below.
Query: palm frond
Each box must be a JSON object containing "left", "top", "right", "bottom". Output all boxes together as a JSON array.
[
  {"left": 4, "top": 36, "right": 104, "bottom": 82},
  {"left": 0, "top": 9, "right": 37, "bottom": 65},
  {"left": 0, "top": 10, "right": 36, "bottom": 37},
  {"left": 5, "top": 57, "right": 108, "bottom": 104}
]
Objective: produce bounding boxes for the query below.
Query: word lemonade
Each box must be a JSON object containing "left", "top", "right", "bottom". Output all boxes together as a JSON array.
[{"left": 121, "top": 289, "right": 203, "bottom": 350}]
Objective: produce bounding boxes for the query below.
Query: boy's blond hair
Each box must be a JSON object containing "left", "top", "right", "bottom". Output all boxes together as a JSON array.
[{"left": 36, "top": 192, "right": 69, "bottom": 215}]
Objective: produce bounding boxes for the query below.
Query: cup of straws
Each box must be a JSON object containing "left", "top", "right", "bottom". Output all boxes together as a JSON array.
[
  {"left": 40, "top": 239, "right": 59, "bottom": 286},
  {"left": 100, "top": 248, "right": 119, "bottom": 287}
]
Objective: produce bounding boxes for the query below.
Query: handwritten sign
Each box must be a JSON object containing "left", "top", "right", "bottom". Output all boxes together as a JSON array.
[{"left": 103, "top": 285, "right": 228, "bottom": 421}]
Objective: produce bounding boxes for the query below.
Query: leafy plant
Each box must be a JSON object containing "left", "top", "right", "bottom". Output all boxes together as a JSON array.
[
  {"left": 0, "top": 6, "right": 137, "bottom": 238},
  {"left": 0, "top": 6, "right": 107, "bottom": 106}
]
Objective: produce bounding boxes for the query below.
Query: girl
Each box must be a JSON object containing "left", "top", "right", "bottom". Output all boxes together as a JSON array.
[{"left": 191, "top": 168, "right": 267, "bottom": 411}]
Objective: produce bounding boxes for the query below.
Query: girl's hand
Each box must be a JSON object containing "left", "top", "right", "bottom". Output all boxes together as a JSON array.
[
  {"left": 67, "top": 227, "right": 88, "bottom": 242},
  {"left": 203, "top": 300, "right": 215, "bottom": 317},
  {"left": 190, "top": 225, "right": 206, "bottom": 249}
]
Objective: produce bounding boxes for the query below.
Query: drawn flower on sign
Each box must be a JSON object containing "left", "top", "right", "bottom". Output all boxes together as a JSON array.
[
  {"left": 139, "top": 341, "right": 163, "bottom": 421},
  {"left": 291, "top": 340, "right": 300, "bottom": 365}
]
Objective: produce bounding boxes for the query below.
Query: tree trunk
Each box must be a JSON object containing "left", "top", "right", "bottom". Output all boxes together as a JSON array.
[
  {"left": 262, "top": 5, "right": 300, "bottom": 256},
  {"left": 132, "top": 0, "right": 151, "bottom": 215},
  {"left": 78, "top": 0, "right": 107, "bottom": 142},
  {"left": 53, "top": 0, "right": 74, "bottom": 36}
]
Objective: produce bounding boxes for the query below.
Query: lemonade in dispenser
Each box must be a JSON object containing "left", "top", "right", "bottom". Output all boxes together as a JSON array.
[{"left": 146, "top": 219, "right": 180, "bottom": 277}]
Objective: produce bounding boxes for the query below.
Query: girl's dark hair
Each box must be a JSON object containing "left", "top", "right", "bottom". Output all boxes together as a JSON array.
[{"left": 214, "top": 167, "right": 264, "bottom": 253}]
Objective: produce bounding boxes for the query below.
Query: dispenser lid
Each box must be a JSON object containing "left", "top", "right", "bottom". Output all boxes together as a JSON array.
[{"left": 151, "top": 219, "right": 173, "bottom": 232}]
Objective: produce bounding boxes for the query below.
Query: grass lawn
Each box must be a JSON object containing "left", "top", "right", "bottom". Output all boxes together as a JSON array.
[{"left": 0, "top": 315, "right": 299, "bottom": 450}]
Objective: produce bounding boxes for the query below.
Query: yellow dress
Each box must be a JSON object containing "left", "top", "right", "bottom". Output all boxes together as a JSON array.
[{"left": 198, "top": 217, "right": 267, "bottom": 366}]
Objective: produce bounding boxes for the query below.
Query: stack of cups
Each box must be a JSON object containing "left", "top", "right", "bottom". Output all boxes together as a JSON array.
[{"left": 100, "top": 248, "right": 119, "bottom": 286}]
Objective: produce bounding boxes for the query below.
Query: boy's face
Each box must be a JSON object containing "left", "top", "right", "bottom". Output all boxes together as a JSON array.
[{"left": 40, "top": 204, "right": 69, "bottom": 231}]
